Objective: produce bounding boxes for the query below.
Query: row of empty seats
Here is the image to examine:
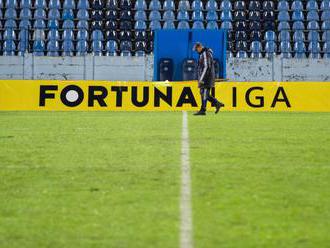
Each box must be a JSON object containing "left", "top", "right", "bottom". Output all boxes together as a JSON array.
[{"left": 1, "top": 0, "right": 330, "bottom": 57}]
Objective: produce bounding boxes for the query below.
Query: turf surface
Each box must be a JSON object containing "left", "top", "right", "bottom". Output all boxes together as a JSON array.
[{"left": 1, "top": 111, "right": 330, "bottom": 247}]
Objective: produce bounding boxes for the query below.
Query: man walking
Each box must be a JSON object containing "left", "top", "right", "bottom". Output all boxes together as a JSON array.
[{"left": 193, "top": 42, "right": 225, "bottom": 116}]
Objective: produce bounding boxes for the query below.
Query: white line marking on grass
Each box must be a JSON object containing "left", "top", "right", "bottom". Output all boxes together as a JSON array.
[{"left": 180, "top": 111, "right": 193, "bottom": 248}]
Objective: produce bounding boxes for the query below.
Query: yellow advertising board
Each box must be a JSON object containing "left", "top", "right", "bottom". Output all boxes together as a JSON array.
[{"left": 0, "top": 80, "right": 330, "bottom": 112}]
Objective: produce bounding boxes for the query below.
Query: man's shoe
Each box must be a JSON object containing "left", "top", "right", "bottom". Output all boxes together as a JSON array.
[
  {"left": 215, "top": 102, "right": 225, "bottom": 114},
  {"left": 193, "top": 111, "right": 206, "bottom": 116}
]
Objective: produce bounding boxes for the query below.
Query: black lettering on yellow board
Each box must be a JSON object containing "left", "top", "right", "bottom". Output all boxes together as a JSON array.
[
  {"left": 176, "top": 87, "right": 198, "bottom": 107},
  {"left": 132, "top": 86, "right": 149, "bottom": 107},
  {"left": 39, "top": 85, "right": 58, "bottom": 106},
  {"left": 232, "top": 87, "right": 237, "bottom": 107},
  {"left": 271, "top": 87, "right": 291, "bottom": 107},
  {"left": 111, "top": 86, "right": 128, "bottom": 107},
  {"left": 88, "top": 86, "right": 108, "bottom": 107},
  {"left": 154, "top": 87, "right": 172, "bottom": 107},
  {"left": 61, "top": 85, "right": 84, "bottom": 107},
  {"left": 245, "top": 86, "right": 264, "bottom": 108}
]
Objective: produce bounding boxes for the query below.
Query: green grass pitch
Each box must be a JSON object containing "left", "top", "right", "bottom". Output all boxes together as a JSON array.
[{"left": 0, "top": 111, "right": 330, "bottom": 247}]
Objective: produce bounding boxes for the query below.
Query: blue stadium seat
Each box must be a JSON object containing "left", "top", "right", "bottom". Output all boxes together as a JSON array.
[
  {"left": 34, "top": 9, "right": 46, "bottom": 20},
  {"left": 234, "top": 0, "right": 246, "bottom": 11},
  {"left": 135, "top": 41, "right": 146, "bottom": 53},
  {"left": 322, "top": 20, "right": 330, "bottom": 30},
  {"left": 77, "top": 9, "right": 89, "bottom": 20},
  {"left": 278, "top": 0, "right": 289, "bottom": 11},
  {"left": 206, "top": 10, "right": 217, "bottom": 21},
  {"left": 178, "top": 10, "right": 189, "bottom": 21},
  {"left": 235, "top": 21, "right": 247, "bottom": 31},
  {"left": 220, "top": 0, "right": 231, "bottom": 11},
  {"left": 206, "top": 21, "right": 218, "bottom": 29},
  {"left": 307, "top": 11, "right": 319, "bottom": 21},
  {"left": 220, "top": 10, "right": 232, "bottom": 21},
  {"left": 106, "top": 40, "right": 118, "bottom": 56},
  {"left": 119, "top": 30, "right": 131, "bottom": 41},
  {"left": 192, "top": 21, "right": 204, "bottom": 29},
  {"left": 279, "top": 30, "right": 291, "bottom": 41},
  {"left": 307, "top": 0, "right": 319, "bottom": 11},
  {"left": 20, "top": 9, "right": 32, "bottom": 20},
  {"left": 5, "top": 9, "right": 17, "bottom": 20},
  {"left": 63, "top": 0, "right": 76, "bottom": 9},
  {"left": 21, "top": 0, "right": 32, "bottom": 8},
  {"left": 120, "top": 10, "right": 132, "bottom": 21},
  {"left": 3, "top": 40, "right": 16, "bottom": 56},
  {"left": 18, "top": 39, "right": 29, "bottom": 55},
  {"left": 149, "top": 10, "right": 161, "bottom": 21},
  {"left": 294, "top": 41, "right": 307, "bottom": 58},
  {"left": 47, "top": 29, "right": 60, "bottom": 40},
  {"left": 62, "top": 9, "right": 75, "bottom": 20},
  {"left": 292, "top": 11, "right": 304, "bottom": 22},
  {"left": 236, "top": 31, "right": 247, "bottom": 41},
  {"left": 278, "top": 11, "right": 290, "bottom": 22},
  {"left": 105, "top": 10, "right": 117, "bottom": 20},
  {"left": 221, "top": 21, "right": 233, "bottom": 30},
  {"left": 163, "top": 10, "right": 175, "bottom": 21},
  {"left": 3, "top": 29, "right": 16, "bottom": 41},
  {"left": 92, "top": 40, "right": 103, "bottom": 56},
  {"left": 134, "top": 20, "right": 147, "bottom": 30},
  {"left": 77, "top": 0, "right": 89, "bottom": 9},
  {"left": 33, "top": 19, "right": 46, "bottom": 29},
  {"left": 265, "top": 30, "right": 276, "bottom": 41},
  {"left": 308, "top": 41, "right": 321, "bottom": 58},
  {"left": 293, "top": 21, "right": 305, "bottom": 31},
  {"left": 192, "top": 0, "right": 203, "bottom": 10},
  {"left": 280, "top": 41, "right": 292, "bottom": 58},
  {"left": 48, "top": 20, "right": 59, "bottom": 29},
  {"left": 236, "top": 51, "right": 248, "bottom": 59},
  {"left": 163, "top": 20, "right": 175, "bottom": 29},
  {"left": 321, "top": 0, "right": 330, "bottom": 11},
  {"left": 178, "top": 0, "right": 190, "bottom": 11},
  {"left": 33, "top": 40, "right": 45, "bottom": 56},
  {"left": 308, "top": 30, "right": 320, "bottom": 42},
  {"left": 178, "top": 21, "right": 190, "bottom": 29},
  {"left": 34, "top": 0, "right": 46, "bottom": 9},
  {"left": 135, "top": 0, "right": 147, "bottom": 10},
  {"left": 48, "top": 9, "right": 61, "bottom": 20},
  {"left": 292, "top": 0, "right": 304, "bottom": 11},
  {"left": 293, "top": 30, "right": 305, "bottom": 42},
  {"left": 47, "top": 40, "right": 59, "bottom": 56},
  {"left": 307, "top": 21, "right": 320, "bottom": 30},
  {"left": 149, "top": 20, "right": 161, "bottom": 30},
  {"left": 62, "top": 40, "right": 75, "bottom": 56},
  {"left": 19, "top": 19, "right": 31, "bottom": 29},
  {"left": 91, "top": 30, "right": 104, "bottom": 41},
  {"left": 250, "top": 41, "right": 262, "bottom": 58},
  {"left": 33, "top": 29, "right": 46, "bottom": 40},
  {"left": 76, "top": 30, "right": 87, "bottom": 41},
  {"left": 76, "top": 40, "right": 88, "bottom": 55},
  {"left": 163, "top": 0, "right": 175, "bottom": 10},
  {"left": 192, "top": 10, "right": 204, "bottom": 21},
  {"left": 206, "top": 0, "right": 218, "bottom": 11},
  {"left": 323, "top": 41, "right": 330, "bottom": 58},
  {"left": 149, "top": 0, "right": 161, "bottom": 10},
  {"left": 322, "top": 11, "right": 330, "bottom": 21},
  {"left": 63, "top": 29, "right": 74, "bottom": 41},
  {"left": 322, "top": 30, "right": 330, "bottom": 41},
  {"left": 48, "top": 0, "right": 60, "bottom": 8},
  {"left": 134, "top": 10, "right": 147, "bottom": 21},
  {"left": 265, "top": 41, "right": 277, "bottom": 58},
  {"left": 63, "top": 20, "right": 75, "bottom": 29}
]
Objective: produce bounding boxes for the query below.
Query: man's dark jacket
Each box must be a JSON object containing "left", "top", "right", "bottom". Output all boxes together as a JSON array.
[{"left": 197, "top": 47, "right": 215, "bottom": 88}]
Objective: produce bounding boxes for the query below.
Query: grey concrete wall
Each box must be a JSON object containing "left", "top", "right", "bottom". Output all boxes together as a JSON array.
[{"left": 0, "top": 54, "right": 329, "bottom": 82}]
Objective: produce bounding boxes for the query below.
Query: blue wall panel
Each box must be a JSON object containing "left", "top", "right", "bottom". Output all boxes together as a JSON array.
[{"left": 154, "top": 29, "right": 226, "bottom": 81}]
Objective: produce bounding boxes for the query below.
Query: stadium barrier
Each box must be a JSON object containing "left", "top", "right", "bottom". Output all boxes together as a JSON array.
[{"left": 0, "top": 80, "right": 330, "bottom": 112}]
